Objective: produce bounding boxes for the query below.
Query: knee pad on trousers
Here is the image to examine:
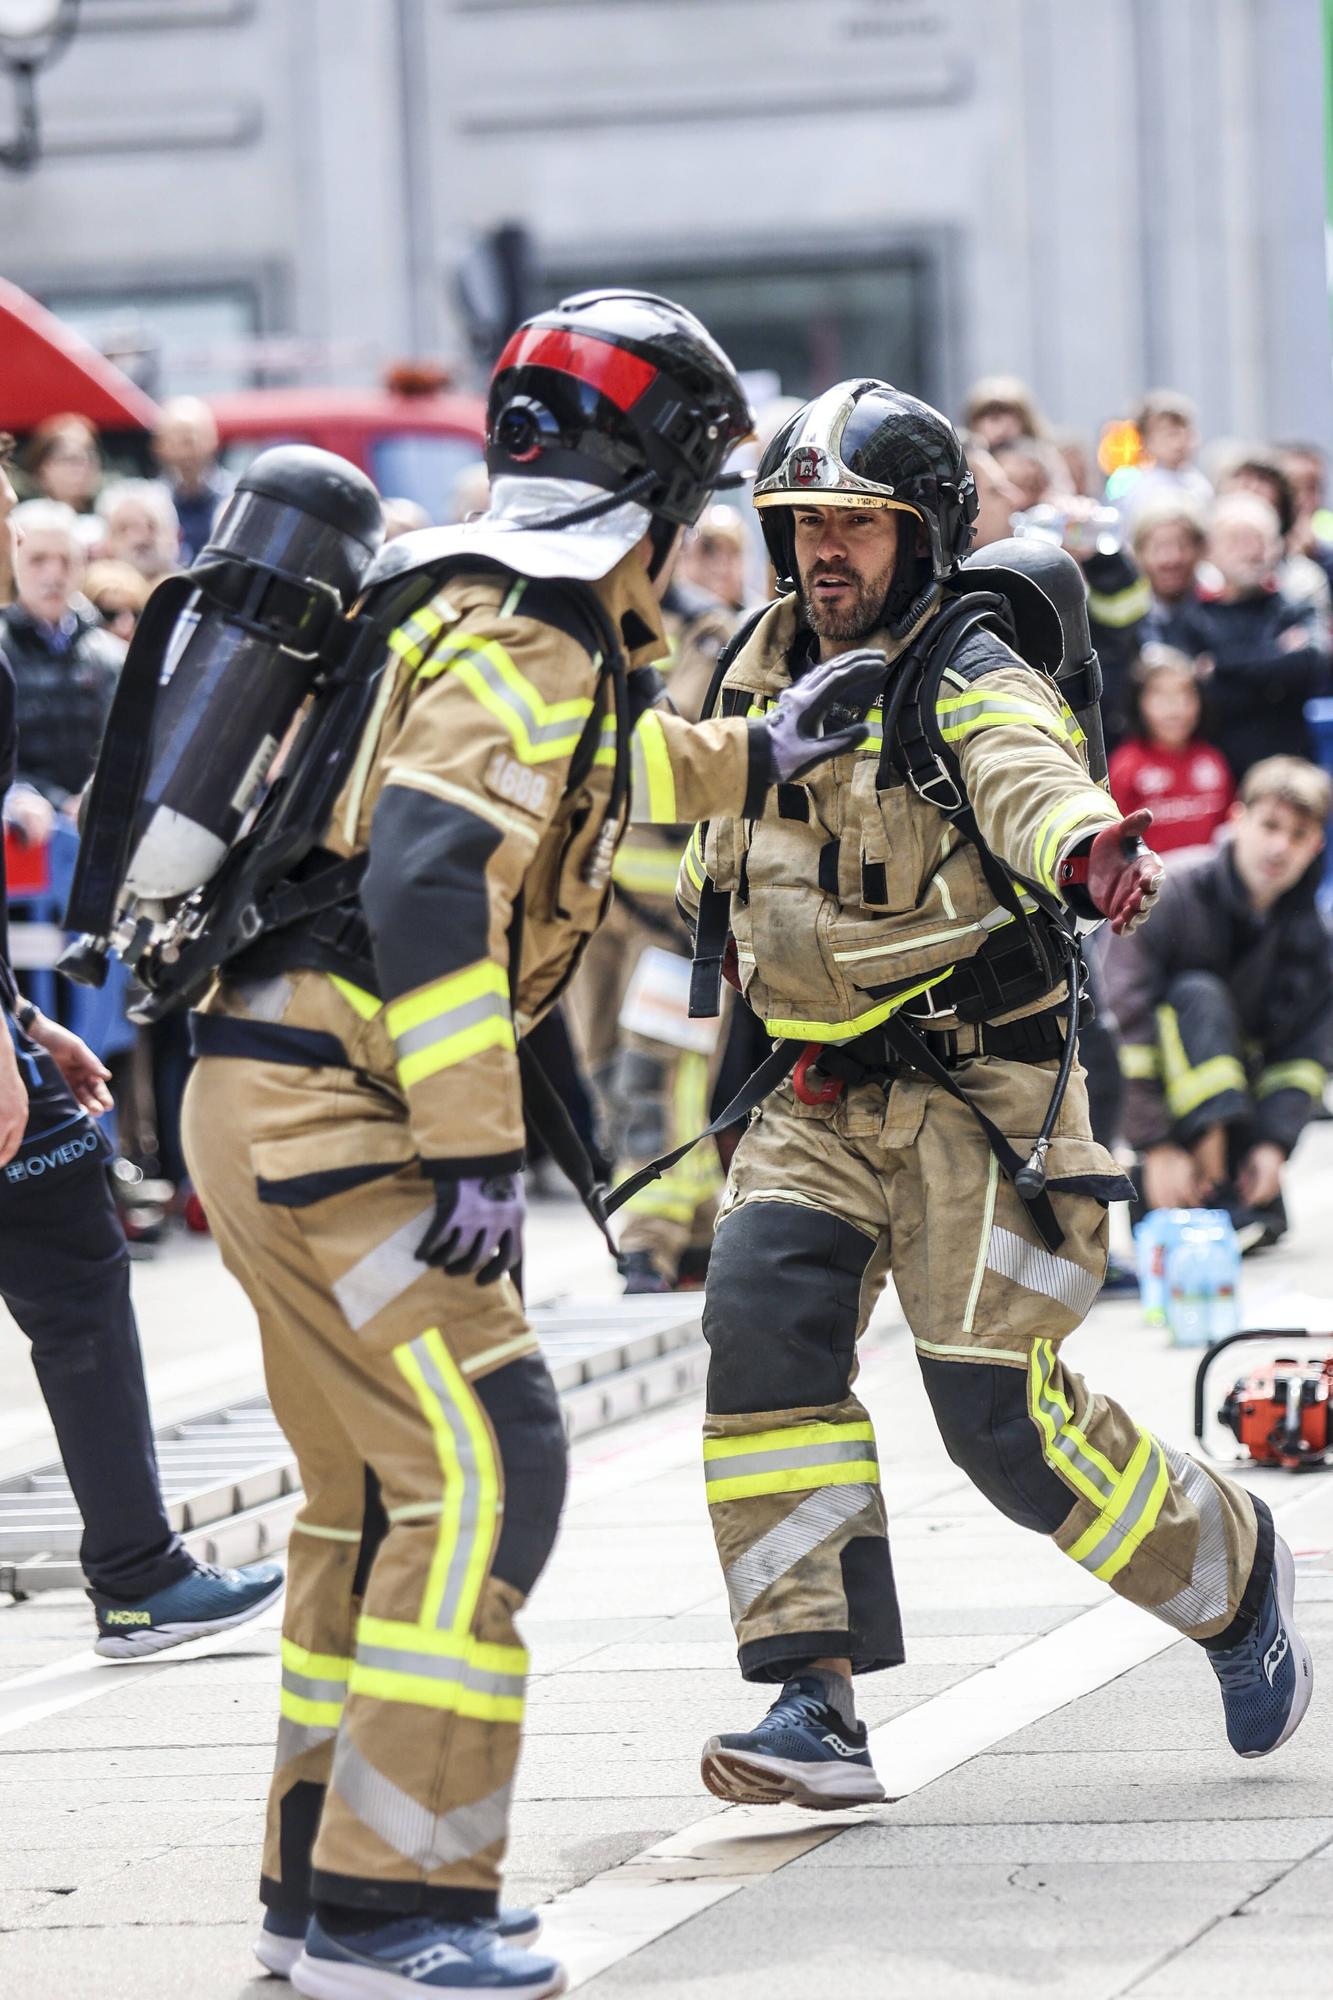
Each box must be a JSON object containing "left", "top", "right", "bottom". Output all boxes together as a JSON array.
[
  {"left": 703, "top": 1201, "right": 873, "bottom": 1416},
  {"left": 474, "top": 1354, "right": 568, "bottom": 1596},
  {"left": 918, "top": 1354, "right": 1073, "bottom": 1534},
  {"left": 615, "top": 1048, "right": 669, "bottom": 1159}
]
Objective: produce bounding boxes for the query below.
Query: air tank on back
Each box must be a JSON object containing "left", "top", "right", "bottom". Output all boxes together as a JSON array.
[{"left": 122, "top": 445, "right": 384, "bottom": 906}]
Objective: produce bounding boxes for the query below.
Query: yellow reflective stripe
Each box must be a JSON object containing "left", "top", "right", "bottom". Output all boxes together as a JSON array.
[
  {"left": 705, "top": 1461, "right": 881, "bottom": 1503},
  {"left": 962, "top": 1153, "right": 1000, "bottom": 1336},
  {"left": 612, "top": 844, "right": 685, "bottom": 895},
  {"left": 1038, "top": 1344, "right": 1121, "bottom": 1489},
  {"left": 387, "top": 963, "right": 509, "bottom": 1039},
  {"left": 936, "top": 691, "right": 1072, "bottom": 745},
  {"left": 1257, "top": 1061, "right": 1327, "bottom": 1100},
  {"left": 329, "top": 975, "right": 382, "bottom": 1020},
  {"left": 764, "top": 969, "right": 954, "bottom": 1042},
  {"left": 279, "top": 1688, "right": 345, "bottom": 1728},
  {"left": 387, "top": 602, "right": 448, "bottom": 667},
  {"left": 356, "top": 1616, "right": 525, "bottom": 1675},
  {"left": 630, "top": 708, "right": 679, "bottom": 823},
  {"left": 834, "top": 922, "right": 980, "bottom": 961},
  {"left": 418, "top": 632, "right": 593, "bottom": 765},
  {"left": 291, "top": 1520, "right": 364, "bottom": 1544},
  {"left": 593, "top": 712, "right": 617, "bottom": 768},
  {"left": 1119, "top": 1043, "right": 1161, "bottom": 1080},
  {"left": 1033, "top": 796, "right": 1102, "bottom": 896},
  {"left": 1064, "top": 1430, "right": 1171, "bottom": 1583},
  {"left": 281, "top": 1640, "right": 352, "bottom": 1682},
  {"left": 1085, "top": 577, "right": 1152, "bottom": 628},
  {"left": 387, "top": 962, "right": 515, "bottom": 1089},
  {"left": 1156, "top": 1004, "right": 1248, "bottom": 1117},
  {"left": 704, "top": 1420, "right": 877, "bottom": 1462},
  {"left": 420, "top": 1327, "right": 498, "bottom": 1636},
  {"left": 1028, "top": 1339, "right": 1119, "bottom": 1509},
  {"left": 682, "top": 825, "right": 706, "bottom": 893},
  {"left": 345, "top": 1665, "right": 522, "bottom": 1722}
]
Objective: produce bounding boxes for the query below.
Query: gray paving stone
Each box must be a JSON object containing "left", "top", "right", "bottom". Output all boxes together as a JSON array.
[
  {"left": 25, "top": 1843, "right": 259, "bottom": 1929},
  {"left": 1245, "top": 1851, "right": 1333, "bottom": 1909},
  {"left": 0, "top": 1921, "right": 260, "bottom": 2000},
  {"left": 1130, "top": 1913, "right": 1333, "bottom": 1994},
  {"left": 879, "top": 1747, "right": 1329, "bottom": 1824},
  {"left": 796, "top": 1817, "right": 1333, "bottom": 1866}
]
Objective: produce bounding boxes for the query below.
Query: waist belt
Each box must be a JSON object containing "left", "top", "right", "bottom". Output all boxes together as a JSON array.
[
  {"left": 189, "top": 1013, "right": 352, "bottom": 1069},
  {"left": 228, "top": 899, "right": 379, "bottom": 993},
  {"left": 820, "top": 1004, "right": 1070, "bottom": 1087}
]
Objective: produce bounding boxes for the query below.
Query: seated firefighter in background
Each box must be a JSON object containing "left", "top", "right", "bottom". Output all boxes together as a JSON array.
[
  {"left": 171, "top": 294, "right": 882, "bottom": 1999},
  {"left": 1104, "top": 755, "right": 1332, "bottom": 1250},
  {"left": 675, "top": 380, "right": 1313, "bottom": 1814},
  {"left": 568, "top": 546, "right": 741, "bottom": 1292}
]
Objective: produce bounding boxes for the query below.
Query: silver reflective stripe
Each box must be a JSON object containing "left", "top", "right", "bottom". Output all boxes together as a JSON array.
[
  {"left": 332, "top": 1205, "right": 434, "bottom": 1332},
  {"left": 393, "top": 991, "right": 510, "bottom": 1061},
  {"left": 1066, "top": 1435, "right": 1165, "bottom": 1578},
  {"left": 410, "top": 1335, "right": 486, "bottom": 1632},
  {"left": 1030, "top": 1345, "right": 1115, "bottom": 1502},
  {"left": 704, "top": 1438, "right": 879, "bottom": 1485},
  {"left": 332, "top": 1738, "right": 511, "bottom": 1869},
  {"left": 282, "top": 1666, "right": 349, "bottom": 1707},
  {"left": 629, "top": 726, "right": 651, "bottom": 811},
  {"left": 725, "top": 1485, "right": 878, "bottom": 1621},
  {"left": 274, "top": 1715, "right": 337, "bottom": 1768},
  {"left": 988, "top": 1224, "right": 1101, "bottom": 1321},
  {"left": 355, "top": 1644, "right": 525, "bottom": 1702},
  {"left": 1152, "top": 1441, "right": 1233, "bottom": 1633},
  {"left": 447, "top": 644, "right": 587, "bottom": 752}
]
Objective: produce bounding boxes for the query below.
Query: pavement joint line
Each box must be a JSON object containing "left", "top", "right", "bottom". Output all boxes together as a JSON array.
[{"left": 537, "top": 1469, "right": 1333, "bottom": 1991}]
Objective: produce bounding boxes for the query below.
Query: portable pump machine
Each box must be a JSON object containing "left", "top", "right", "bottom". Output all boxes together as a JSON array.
[
  {"left": 1194, "top": 1332, "right": 1333, "bottom": 1473},
  {"left": 60, "top": 445, "right": 391, "bottom": 1016}
]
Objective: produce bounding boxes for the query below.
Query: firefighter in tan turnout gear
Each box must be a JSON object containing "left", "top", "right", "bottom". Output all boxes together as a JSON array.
[
  {"left": 679, "top": 380, "right": 1313, "bottom": 1813},
  {"left": 179, "top": 295, "right": 885, "bottom": 2000}
]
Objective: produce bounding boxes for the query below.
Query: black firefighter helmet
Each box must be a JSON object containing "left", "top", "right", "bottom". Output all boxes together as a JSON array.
[
  {"left": 754, "top": 379, "right": 979, "bottom": 613},
  {"left": 486, "top": 290, "right": 753, "bottom": 562}
]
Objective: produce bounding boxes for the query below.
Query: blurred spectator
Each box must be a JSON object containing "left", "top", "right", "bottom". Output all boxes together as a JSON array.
[
  {"left": 1108, "top": 643, "right": 1233, "bottom": 853},
  {"left": 0, "top": 499, "right": 121, "bottom": 810},
  {"left": 83, "top": 558, "right": 151, "bottom": 643},
  {"left": 1132, "top": 494, "right": 1208, "bottom": 615},
  {"left": 1105, "top": 756, "right": 1332, "bottom": 1247},
  {"left": 150, "top": 396, "right": 233, "bottom": 565},
  {"left": 679, "top": 504, "right": 748, "bottom": 612},
  {"left": 968, "top": 445, "right": 1023, "bottom": 549},
  {"left": 21, "top": 414, "right": 103, "bottom": 513},
  {"left": 95, "top": 479, "right": 181, "bottom": 585},
  {"left": 0, "top": 432, "right": 15, "bottom": 608},
  {"left": 992, "top": 435, "right": 1071, "bottom": 511},
  {"left": 1152, "top": 491, "right": 1329, "bottom": 778},
  {"left": 1053, "top": 495, "right": 1150, "bottom": 751},
  {"left": 1280, "top": 441, "right": 1333, "bottom": 600},
  {"left": 1115, "top": 389, "right": 1212, "bottom": 528},
  {"left": 448, "top": 461, "right": 491, "bottom": 523},
  {"left": 1215, "top": 446, "right": 1330, "bottom": 617},
  {"left": 961, "top": 374, "right": 1047, "bottom": 447},
  {"left": 381, "top": 496, "right": 432, "bottom": 540}
]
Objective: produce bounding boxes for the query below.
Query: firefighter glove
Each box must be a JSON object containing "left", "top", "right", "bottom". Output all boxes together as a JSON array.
[
  {"left": 417, "top": 1172, "right": 526, "bottom": 1285},
  {"left": 763, "top": 647, "right": 887, "bottom": 783},
  {"left": 1059, "top": 807, "right": 1164, "bottom": 935}
]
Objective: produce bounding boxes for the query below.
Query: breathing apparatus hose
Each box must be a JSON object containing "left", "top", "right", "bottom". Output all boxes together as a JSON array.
[{"left": 1014, "top": 928, "right": 1084, "bottom": 1198}]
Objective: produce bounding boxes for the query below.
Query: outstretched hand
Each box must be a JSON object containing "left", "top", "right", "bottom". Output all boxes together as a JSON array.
[{"left": 764, "top": 647, "right": 887, "bottom": 784}]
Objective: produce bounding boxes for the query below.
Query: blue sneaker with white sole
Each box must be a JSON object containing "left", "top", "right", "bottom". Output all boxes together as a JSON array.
[
  {"left": 254, "top": 1906, "right": 543, "bottom": 1980},
  {"left": 1207, "top": 1531, "right": 1313, "bottom": 1757},
  {"left": 701, "top": 1673, "right": 886, "bottom": 1810},
  {"left": 290, "top": 1913, "right": 564, "bottom": 1998},
  {"left": 92, "top": 1559, "right": 284, "bottom": 1659}
]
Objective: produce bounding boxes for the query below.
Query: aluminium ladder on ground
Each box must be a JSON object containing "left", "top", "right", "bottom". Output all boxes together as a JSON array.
[{"left": 0, "top": 1295, "right": 706, "bottom": 1597}]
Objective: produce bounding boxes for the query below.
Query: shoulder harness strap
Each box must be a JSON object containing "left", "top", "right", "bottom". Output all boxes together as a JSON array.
[{"left": 687, "top": 600, "right": 771, "bottom": 1019}]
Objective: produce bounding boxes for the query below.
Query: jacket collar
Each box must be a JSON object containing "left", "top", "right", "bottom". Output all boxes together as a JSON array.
[
  {"left": 589, "top": 549, "right": 669, "bottom": 671},
  {"left": 735, "top": 590, "right": 940, "bottom": 695}
]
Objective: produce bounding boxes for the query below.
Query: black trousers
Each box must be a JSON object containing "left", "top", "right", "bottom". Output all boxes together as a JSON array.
[{"left": 1, "top": 1037, "right": 190, "bottom": 1602}]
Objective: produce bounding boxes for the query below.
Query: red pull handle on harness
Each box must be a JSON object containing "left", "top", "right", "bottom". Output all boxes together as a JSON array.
[{"left": 792, "top": 1043, "right": 844, "bottom": 1106}]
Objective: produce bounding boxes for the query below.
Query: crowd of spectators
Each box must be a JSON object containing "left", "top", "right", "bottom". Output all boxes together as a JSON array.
[{"left": 959, "top": 375, "right": 1333, "bottom": 1250}]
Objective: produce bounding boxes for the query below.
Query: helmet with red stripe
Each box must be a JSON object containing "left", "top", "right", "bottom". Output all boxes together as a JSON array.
[{"left": 487, "top": 290, "right": 752, "bottom": 535}]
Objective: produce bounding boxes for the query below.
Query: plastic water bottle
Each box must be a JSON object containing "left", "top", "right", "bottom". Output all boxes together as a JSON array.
[
  {"left": 1164, "top": 1214, "right": 1241, "bottom": 1348},
  {"left": 1134, "top": 1208, "right": 1195, "bottom": 1325}
]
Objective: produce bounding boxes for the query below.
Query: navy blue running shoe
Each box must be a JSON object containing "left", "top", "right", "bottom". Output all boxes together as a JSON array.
[
  {"left": 701, "top": 1673, "right": 886, "bottom": 1809},
  {"left": 254, "top": 1907, "right": 544, "bottom": 1980},
  {"left": 291, "top": 1914, "right": 564, "bottom": 1998},
  {"left": 92, "top": 1559, "right": 284, "bottom": 1659},
  {"left": 1207, "top": 1532, "right": 1313, "bottom": 1757}
]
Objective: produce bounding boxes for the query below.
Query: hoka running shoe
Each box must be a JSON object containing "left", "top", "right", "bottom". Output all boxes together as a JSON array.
[
  {"left": 291, "top": 1913, "right": 564, "bottom": 1998},
  {"left": 92, "top": 1559, "right": 284, "bottom": 1659},
  {"left": 1207, "top": 1532, "right": 1313, "bottom": 1756},
  {"left": 701, "top": 1673, "right": 886, "bottom": 1809}
]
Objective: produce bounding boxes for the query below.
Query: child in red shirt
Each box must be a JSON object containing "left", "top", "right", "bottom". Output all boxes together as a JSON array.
[{"left": 1108, "top": 643, "right": 1234, "bottom": 852}]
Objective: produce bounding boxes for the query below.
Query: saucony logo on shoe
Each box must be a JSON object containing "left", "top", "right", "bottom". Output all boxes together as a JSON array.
[
  {"left": 820, "top": 1732, "right": 863, "bottom": 1758},
  {"left": 1263, "top": 1629, "right": 1289, "bottom": 1687}
]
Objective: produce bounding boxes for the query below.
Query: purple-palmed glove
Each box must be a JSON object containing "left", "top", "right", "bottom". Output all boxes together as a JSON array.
[
  {"left": 417, "top": 1173, "right": 525, "bottom": 1286},
  {"left": 763, "top": 647, "right": 888, "bottom": 783}
]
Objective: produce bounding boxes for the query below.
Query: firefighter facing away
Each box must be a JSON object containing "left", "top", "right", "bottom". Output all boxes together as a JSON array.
[
  {"left": 180, "top": 295, "right": 884, "bottom": 1999},
  {"left": 677, "top": 380, "right": 1313, "bottom": 1811}
]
